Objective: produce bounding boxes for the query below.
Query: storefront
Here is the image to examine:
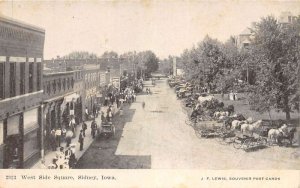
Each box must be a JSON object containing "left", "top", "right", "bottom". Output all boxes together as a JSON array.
[{"left": 2, "top": 106, "right": 41, "bottom": 169}]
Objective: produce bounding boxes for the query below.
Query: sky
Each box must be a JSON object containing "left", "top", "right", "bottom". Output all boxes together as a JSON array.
[{"left": 0, "top": 0, "right": 300, "bottom": 59}]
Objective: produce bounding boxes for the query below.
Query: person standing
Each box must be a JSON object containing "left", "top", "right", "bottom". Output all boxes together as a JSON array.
[
  {"left": 82, "top": 121, "right": 87, "bottom": 137},
  {"left": 91, "top": 120, "right": 97, "bottom": 139},
  {"left": 55, "top": 128, "right": 62, "bottom": 147},
  {"left": 78, "top": 130, "right": 84, "bottom": 151},
  {"left": 50, "top": 129, "right": 56, "bottom": 151},
  {"left": 85, "top": 107, "right": 89, "bottom": 120}
]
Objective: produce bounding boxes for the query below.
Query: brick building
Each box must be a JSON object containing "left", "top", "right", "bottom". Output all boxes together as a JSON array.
[{"left": 0, "top": 16, "right": 45, "bottom": 168}]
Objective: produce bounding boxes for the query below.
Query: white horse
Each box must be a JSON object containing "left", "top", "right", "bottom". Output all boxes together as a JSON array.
[
  {"left": 268, "top": 124, "right": 288, "bottom": 144},
  {"left": 231, "top": 120, "right": 246, "bottom": 130},
  {"left": 241, "top": 120, "right": 263, "bottom": 136}
]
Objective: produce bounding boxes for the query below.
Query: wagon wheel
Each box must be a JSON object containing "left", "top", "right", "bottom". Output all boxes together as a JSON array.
[
  {"left": 233, "top": 138, "right": 242, "bottom": 149},
  {"left": 259, "top": 137, "right": 267, "bottom": 146}
]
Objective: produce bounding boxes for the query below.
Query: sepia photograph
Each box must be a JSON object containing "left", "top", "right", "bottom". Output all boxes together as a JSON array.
[{"left": 0, "top": 0, "right": 299, "bottom": 187}]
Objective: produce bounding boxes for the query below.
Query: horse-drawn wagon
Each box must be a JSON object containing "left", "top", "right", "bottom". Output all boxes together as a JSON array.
[{"left": 97, "top": 121, "right": 115, "bottom": 138}]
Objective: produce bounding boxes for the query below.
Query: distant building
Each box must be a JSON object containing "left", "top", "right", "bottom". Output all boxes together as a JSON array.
[
  {"left": 236, "top": 27, "right": 254, "bottom": 49},
  {"left": 278, "top": 11, "right": 298, "bottom": 25},
  {"left": 0, "top": 16, "right": 45, "bottom": 168}
]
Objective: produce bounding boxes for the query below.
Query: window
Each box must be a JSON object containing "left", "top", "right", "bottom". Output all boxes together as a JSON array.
[
  {"left": 23, "top": 108, "right": 38, "bottom": 133},
  {"left": 29, "top": 62, "right": 34, "bottom": 93},
  {"left": 47, "top": 82, "right": 50, "bottom": 95},
  {"left": 20, "top": 63, "right": 25, "bottom": 95},
  {"left": 0, "top": 62, "right": 4, "bottom": 99},
  {"left": 63, "top": 78, "right": 66, "bottom": 90},
  {"left": 0, "top": 121, "right": 3, "bottom": 145},
  {"left": 36, "top": 63, "right": 41, "bottom": 90},
  {"left": 58, "top": 79, "right": 61, "bottom": 91},
  {"left": 23, "top": 129, "right": 38, "bottom": 160},
  {"left": 10, "top": 62, "right": 16, "bottom": 97},
  {"left": 7, "top": 114, "right": 20, "bottom": 135},
  {"left": 52, "top": 80, "right": 56, "bottom": 93}
]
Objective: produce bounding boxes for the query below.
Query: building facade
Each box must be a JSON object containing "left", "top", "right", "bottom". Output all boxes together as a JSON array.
[
  {"left": 0, "top": 16, "right": 45, "bottom": 168},
  {"left": 42, "top": 71, "right": 80, "bottom": 153}
]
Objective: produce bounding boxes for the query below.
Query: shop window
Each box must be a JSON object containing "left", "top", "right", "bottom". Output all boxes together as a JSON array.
[
  {"left": 20, "top": 62, "right": 25, "bottom": 95},
  {"left": 0, "top": 62, "right": 4, "bottom": 99},
  {"left": 71, "top": 78, "right": 74, "bottom": 88},
  {"left": 23, "top": 129, "right": 38, "bottom": 161},
  {"left": 7, "top": 114, "right": 20, "bottom": 135},
  {"left": 36, "top": 63, "right": 41, "bottom": 91},
  {"left": 29, "top": 62, "right": 34, "bottom": 93},
  {"left": 23, "top": 108, "right": 38, "bottom": 133},
  {"left": 0, "top": 121, "right": 3, "bottom": 145},
  {"left": 58, "top": 79, "right": 61, "bottom": 91},
  {"left": 52, "top": 80, "right": 56, "bottom": 93},
  {"left": 63, "top": 78, "right": 66, "bottom": 90},
  {"left": 9, "top": 62, "right": 16, "bottom": 97},
  {"left": 47, "top": 82, "right": 50, "bottom": 95}
]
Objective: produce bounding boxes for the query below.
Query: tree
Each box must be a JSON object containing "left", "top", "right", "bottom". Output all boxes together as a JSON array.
[
  {"left": 247, "top": 16, "right": 300, "bottom": 120},
  {"left": 63, "top": 51, "right": 98, "bottom": 59},
  {"left": 101, "top": 51, "right": 118, "bottom": 59},
  {"left": 137, "top": 51, "right": 159, "bottom": 75}
]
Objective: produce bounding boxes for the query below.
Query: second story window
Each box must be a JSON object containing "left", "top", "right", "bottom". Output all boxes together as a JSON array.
[
  {"left": 52, "top": 80, "right": 56, "bottom": 93},
  {"left": 20, "top": 62, "right": 25, "bottom": 95},
  {"left": 29, "top": 62, "right": 34, "bottom": 93},
  {"left": 10, "top": 62, "right": 16, "bottom": 97},
  {"left": 0, "top": 62, "right": 4, "bottom": 99},
  {"left": 36, "top": 63, "right": 41, "bottom": 91}
]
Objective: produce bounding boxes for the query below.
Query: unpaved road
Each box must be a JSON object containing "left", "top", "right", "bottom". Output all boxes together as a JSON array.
[{"left": 76, "top": 78, "right": 300, "bottom": 169}]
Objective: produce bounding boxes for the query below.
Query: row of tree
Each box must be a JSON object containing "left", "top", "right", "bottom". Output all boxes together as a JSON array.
[
  {"left": 62, "top": 50, "right": 159, "bottom": 78},
  {"left": 165, "top": 15, "right": 300, "bottom": 120}
]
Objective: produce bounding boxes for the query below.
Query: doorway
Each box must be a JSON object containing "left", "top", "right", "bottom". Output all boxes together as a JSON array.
[{"left": 4, "top": 134, "right": 21, "bottom": 168}]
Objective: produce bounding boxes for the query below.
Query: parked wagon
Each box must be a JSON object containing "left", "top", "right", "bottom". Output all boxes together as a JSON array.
[
  {"left": 233, "top": 133, "right": 267, "bottom": 151},
  {"left": 97, "top": 121, "right": 115, "bottom": 138}
]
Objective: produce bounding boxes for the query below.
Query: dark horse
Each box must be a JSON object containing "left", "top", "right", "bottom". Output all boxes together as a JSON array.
[{"left": 278, "top": 127, "right": 297, "bottom": 146}]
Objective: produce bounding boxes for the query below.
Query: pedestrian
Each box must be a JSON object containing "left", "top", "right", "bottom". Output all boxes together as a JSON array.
[
  {"left": 65, "top": 132, "right": 72, "bottom": 147},
  {"left": 50, "top": 129, "right": 56, "bottom": 151},
  {"left": 142, "top": 101, "right": 145, "bottom": 109},
  {"left": 91, "top": 119, "right": 97, "bottom": 139},
  {"left": 85, "top": 107, "right": 89, "bottom": 120},
  {"left": 55, "top": 128, "right": 62, "bottom": 147},
  {"left": 93, "top": 105, "right": 97, "bottom": 118},
  {"left": 82, "top": 121, "right": 87, "bottom": 137},
  {"left": 78, "top": 130, "right": 84, "bottom": 151},
  {"left": 101, "top": 112, "right": 106, "bottom": 124},
  {"left": 65, "top": 147, "right": 72, "bottom": 160},
  {"left": 120, "top": 106, "right": 123, "bottom": 116}
]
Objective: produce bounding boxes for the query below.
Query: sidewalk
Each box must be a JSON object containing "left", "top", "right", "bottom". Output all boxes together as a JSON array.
[{"left": 31, "top": 103, "right": 119, "bottom": 169}]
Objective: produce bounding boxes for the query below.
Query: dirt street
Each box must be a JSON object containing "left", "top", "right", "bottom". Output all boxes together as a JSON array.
[{"left": 76, "top": 78, "right": 300, "bottom": 169}]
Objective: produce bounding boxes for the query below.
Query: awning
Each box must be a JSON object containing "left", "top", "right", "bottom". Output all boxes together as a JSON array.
[{"left": 65, "top": 93, "right": 80, "bottom": 103}]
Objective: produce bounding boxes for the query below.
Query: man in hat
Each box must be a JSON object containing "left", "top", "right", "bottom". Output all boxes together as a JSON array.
[
  {"left": 78, "top": 130, "right": 84, "bottom": 151},
  {"left": 91, "top": 119, "right": 97, "bottom": 139},
  {"left": 82, "top": 121, "right": 87, "bottom": 137}
]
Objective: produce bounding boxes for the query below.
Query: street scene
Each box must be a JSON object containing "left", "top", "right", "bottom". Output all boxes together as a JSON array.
[{"left": 0, "top": 1, "right": 299, "bottom": 171}]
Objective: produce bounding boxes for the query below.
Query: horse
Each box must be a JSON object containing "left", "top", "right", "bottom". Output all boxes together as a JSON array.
[
  {"left": 277, "top": 127, "right": 297, "bottom": 146},
  {"left": 267, "top": 124, "right": 288, "bottom": 145},
  {"left": 231, "top": 120, "right": 246, "bottom": 130},
  {"left": 241, "top": 120, "right": 263, "bottom": 136}
]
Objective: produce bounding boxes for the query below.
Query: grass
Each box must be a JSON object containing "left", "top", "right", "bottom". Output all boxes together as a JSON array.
[{"left": 213, "top": 93, "right": 299, "bottom": 126}]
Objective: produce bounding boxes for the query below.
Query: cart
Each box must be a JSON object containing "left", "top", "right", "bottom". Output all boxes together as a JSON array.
[{"left": 97, "top": 121, "right": 115, "bottom": 138}]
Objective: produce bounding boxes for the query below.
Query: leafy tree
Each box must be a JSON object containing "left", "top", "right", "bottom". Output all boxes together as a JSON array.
[
  {"left": 63, "top": 51, "right": 98, "bottom": 59},
  {"left": 247, "top": 16, "right": 300, "bottom": 120},
  {"left": 101, "top": 51, "right": 118, "bottom": 59}
]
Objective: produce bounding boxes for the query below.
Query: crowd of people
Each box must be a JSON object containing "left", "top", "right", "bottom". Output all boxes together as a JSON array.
[{"left": 42, "top": 79, "right": 145, "bottom": 169}]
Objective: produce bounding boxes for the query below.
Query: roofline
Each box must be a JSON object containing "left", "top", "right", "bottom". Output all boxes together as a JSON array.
[
  {"left": 43, "top": 71, "right": 75, "bottom": 76},
  {"left": 0, "top": 15, "right": 45, "bottom": 33}
]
